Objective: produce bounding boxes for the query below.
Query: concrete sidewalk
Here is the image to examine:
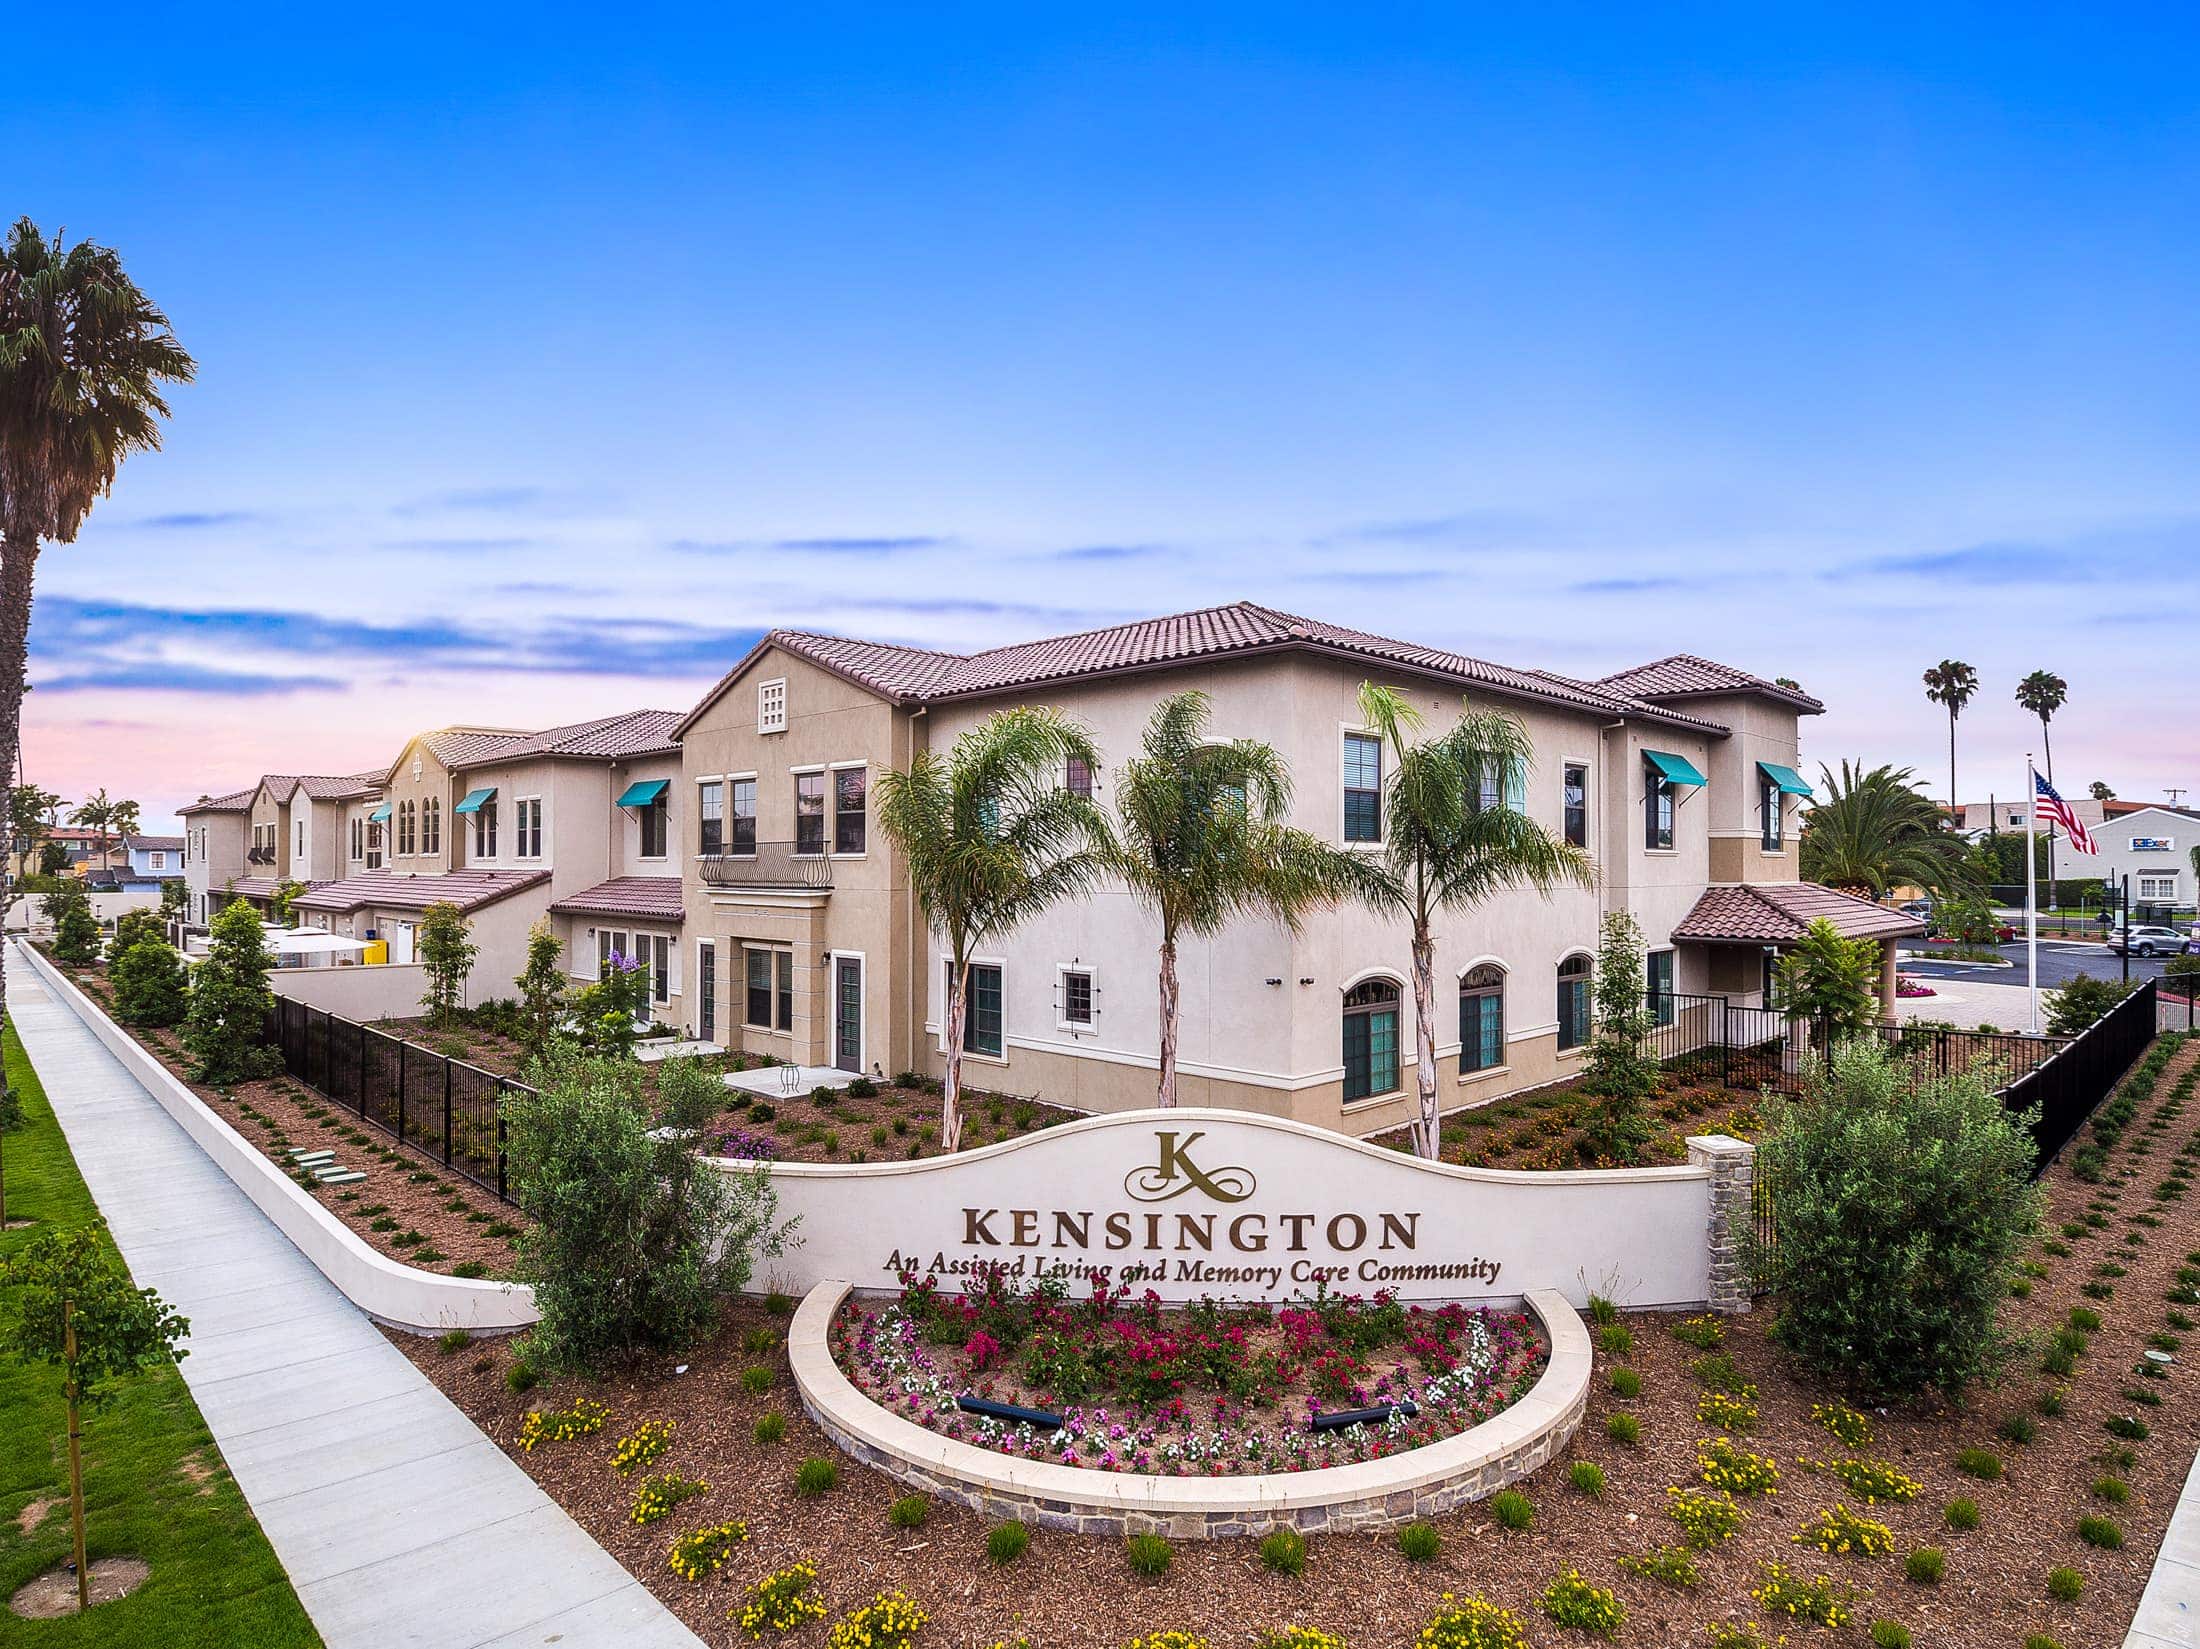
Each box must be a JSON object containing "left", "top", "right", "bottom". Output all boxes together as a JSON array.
[
  {"left": 2127, "top": 1446, "right": 2200, "bottom": 1646},
  {"left": 9, "top": 946, "right": 704, "bottom": 1649}
]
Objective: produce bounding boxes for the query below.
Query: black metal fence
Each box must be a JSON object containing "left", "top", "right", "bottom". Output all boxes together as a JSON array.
[
  {"left": 2006, "top": 978, "right": 2159, "bottom": 1167},
  {"left": 267, "top": 996, "right": 528, "bottom": 1200},
  {"left": 1643, "top": 993, "right": 2069, "bottom": 1096}
]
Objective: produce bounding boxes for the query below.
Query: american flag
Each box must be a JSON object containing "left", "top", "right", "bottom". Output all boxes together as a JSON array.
[{"left": 2035, "top": 773, "right": 2098, "bottom": 855}]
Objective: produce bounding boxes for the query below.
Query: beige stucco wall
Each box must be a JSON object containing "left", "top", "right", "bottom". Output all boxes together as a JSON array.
[
  {"left": 679, "top": 645, "right": 919, "bottom": 1073},
  {"left": 1692, "top": 692, "right": 1805, "bottom": 887},
  {"left": 184, "top": 810, "right": 250, "bottom": 922},
  {"left": 381, "top": 739, "right": 456, "bottom": 874},
  {"left": 248, "top": 783, "right": 291, "bottom": 881}
]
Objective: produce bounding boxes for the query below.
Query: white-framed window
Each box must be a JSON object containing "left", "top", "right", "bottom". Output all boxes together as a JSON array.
[
  {"left": 351, "top": 818, "right": 364, "bottom": 862},
  {"left": 697, "top": 780, "right": 724, "bottom": 855},
  {"left": 794, "top": 769, "right": 826, "bottom": 855},
  {"left": 473, "top": 800, "right": 498, "bottom": 859},
  {"left": 1057, "top": 964, "right": 1096, "bottom": 1033},
  {"left": 954, "top": 961, "right": 1005, "bottom": 1057},
  {"left": 2138, "top": 873, "right": 2178, "bottom": 901},
  {"left": 834, "top": 765, "right": 868, "bottom": 855},
  {"left": 744, "top": 945, "right": 793, "bottom": 1031},
  {"left": 1563, "top": 762, "right": 1588, "bottom": 848},
  {"left": 149, "top": 851, "right": 166, "bottom": 870},
  {"left": 1342, "top": 977, "right": 1401, "bottom": 1100},
  {"left": 1459, "top": 964, "right": 1505, "bottom": 1073},
  {"left": 1557, "top": 953, "right": 1592, "bottom": 1050},
  {"left": 515, "top": 797, "right": 544, "bottom": 858},
  {"left": 637, "top": 792, "right": 667, "bottom": 859},
  {"left": 730, "top": 776, "right": 757, "bottom": 854},
  {"left": 1646, "top": 947, "right": 1676, "bottom": 1027},
  {"left": 1343, "top": 731, "right": 1382, "bottom": 842},
  {"left": 397, "top": 801, "right": 416, "bottom": 857},
  {"left": 758, "top": 677, "right": 787, "bottom": 734}
]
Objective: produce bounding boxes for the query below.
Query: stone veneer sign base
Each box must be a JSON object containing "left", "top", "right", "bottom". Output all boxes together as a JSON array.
[{"left": 788, "top": 1279, "right": 1591, "bottom": 1537}]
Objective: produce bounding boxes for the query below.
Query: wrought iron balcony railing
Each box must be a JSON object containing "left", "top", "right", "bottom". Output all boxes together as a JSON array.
[{"left": 697, "top": 841, "right": 833, "bottom": 891}]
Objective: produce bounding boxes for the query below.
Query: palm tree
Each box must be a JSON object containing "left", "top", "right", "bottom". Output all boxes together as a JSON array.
[
  {"left": 108, "top": 798, "right": 141, "bottom": 870},
  {"left": 67, "top": 789, "right": 116, "bottom": 872},
  {"left": 876, "top": 707, "right": 1106, "bottom": 1151},
  {"left": 2015, "top": 670, "right": 2068, "bottom": 899},
  {"left": 1799, "top": 761, "right": 1966, "bottom": 897},
  {"left": 1355, "top": 684, "right": 1595, "bottom": 1157},
  {"left": 1921, "top": 660, "right": 1979, "bottom": 824},
  {"left": 2, "top": 218, "right": 193, "bottom": 1032},
  {"left": 2089, "top": 780, "right": 2116, "bottom": 802},
  {"left": 1104, "top": 690, "right": 1382, "bottom": 1108}
]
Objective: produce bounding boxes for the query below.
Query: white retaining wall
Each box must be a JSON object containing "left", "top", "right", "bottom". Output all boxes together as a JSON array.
[
  {"left": 270, "top": 961, "right": 438, "bottom": 1022},
  {"left": 19, "top": 942, "right": 539, "bottom": 1334}
]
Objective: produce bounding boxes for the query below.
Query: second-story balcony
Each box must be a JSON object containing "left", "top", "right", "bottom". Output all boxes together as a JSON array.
[{"left": 697, "top": 841, "right": 833, "bottom": 892}]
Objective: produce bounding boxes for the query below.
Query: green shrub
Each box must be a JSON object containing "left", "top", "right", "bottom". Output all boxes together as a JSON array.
[
  {"left": 1903, "top": 1546, "right": 1945, "bottom": 1584},
  {"left": 2078, "top": 1514, "right": 2124, "bottom": 1549},
  {"left": 1568, "top": 1460, "right": 1606, "bottom": 1497},
  {"left": 501, "top": 1045, "right": 792, "bottom": 1376},
  {"left": 753, "top": 1411, "right": 787, "bottom": 1445},
  {"left": 1606, "top": 1412, "right": 1641, "bottom": 1445},
  {"left": 1998, "top": 1414, "right": 2038, "bottom": 1446},
  {"left": 1489, "top": 1489, "right": 1533, "bottom": 1531},
  {"left": 111, "top": 934, "right": 189, "bottom": 1027},
  {"left": 1670, "top": 1314, "right": 1725, "bottom": 1350},
  {"left": 1538, "top": 1569, "right": 1624, "bottom": 1636},
  {"left": 1257, "top": 1526, "right": 1306, "bottom": 1576},
  {"left": 1584, "top": 1293, "right": 1618, "bottom": 1326},
  {"left": 1596, "top": 1324, "right": 1634, "bottom": 1359},
  {"left": 1397, "top": 1520, "right": 1442, "bottom": 1561},
  {"left": 1745, "top": 1041, "right": 2044, "bottom": 1400},
  {"left": 2046, "top": 1566, "right": 2085, "bottom": 1601},
  {"left": 1608, "top": 1367, "right": 1642, "bottom": 1398},
  {"left": 504, "top": 1357, "right": 539, "bottom": 1393},
  {"left": 1124, "top": 1533, "right": 1173, "bottom": 1576},
  {"left": 2069, "top": 1305, "right": 2103, "bottom": 1332},
  {"left": 2106, "top": 1415, "right": 2150, "bottom": 1440},
  {"left": 2037, "top": 1387, "right": 2067, "bottom": 1417},
  {"left": 181, "top": 900, "right": 283, "bottom": 1082},
  {"left": 740, "top": 1365, "right": 773, "bottom": 1393},
  {"left": 986, "top": 1521, "right": 1030, "bottom": 1565},
  {"left": 2093, "top": 1475, "right": 2130, "bottom": 1503},
  {"left": 794, "top": 1456, "right": 838, "bottom": 1496},
  {"left": 1616, "top": 1545, "right": 1698, "bottom": 1588},
  {"left": 1953, "top": 1447, "right": 2002, "bottom": 1480},
  {"left": 888, "top": 1495, "right": 929, "bottom": 1529},
  {"left": 1944, "top": 1497, "right": 1980, "bottom": 1531},
  {"left": 1870, "top": 1622, "right": 1913, "bottom": 1649}
]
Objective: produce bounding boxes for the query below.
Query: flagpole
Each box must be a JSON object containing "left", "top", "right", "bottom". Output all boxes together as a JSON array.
[{"left": 2026, "top": 754, "right": 2039, "bottom": 1036}]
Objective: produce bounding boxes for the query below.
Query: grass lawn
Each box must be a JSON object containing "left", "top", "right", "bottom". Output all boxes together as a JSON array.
[{"left": 0, "top": 1021, "right": 322, "bottom": 1646}]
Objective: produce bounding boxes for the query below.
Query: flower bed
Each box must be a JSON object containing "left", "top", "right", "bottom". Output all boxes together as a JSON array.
[{"left": 831, "top": 1269, "right": 1546, "bottom": 1475}]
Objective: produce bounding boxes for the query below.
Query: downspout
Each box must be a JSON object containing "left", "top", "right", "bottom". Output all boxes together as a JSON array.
[{"left": 1597, "top": 719, "right": 1626, "bottom": 920}]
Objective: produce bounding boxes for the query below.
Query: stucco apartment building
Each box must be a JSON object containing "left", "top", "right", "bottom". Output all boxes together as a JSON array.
[
  {"left": 671, "top": 601, "right": 1918, "bottom": 1136},
  {"left": 179, "top": 773, "right": 381, "bottom": 925}
]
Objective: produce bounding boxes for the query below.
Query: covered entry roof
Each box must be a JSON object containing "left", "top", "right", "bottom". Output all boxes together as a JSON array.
[
  {"left": 1673, "top": 883, "right": 1926, "bottom": 946},
  {"left": 292, "top": 869, "right": 549, "bottom": 916}
]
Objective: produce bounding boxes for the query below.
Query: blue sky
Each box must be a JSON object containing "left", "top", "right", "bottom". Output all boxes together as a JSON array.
[{"left": 14, "top": 4, "right": 2199, "bottom": 827}]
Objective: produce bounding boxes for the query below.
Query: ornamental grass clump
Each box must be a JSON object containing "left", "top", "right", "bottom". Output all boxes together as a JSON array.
[
  {"left": 2046, "top": 1566, "right": 2085, "bottom": 1601},
  {"left": 2078, "top": 1514, "right": 2125, "bottom": 1549},
  {"left": 1667, "top": 1487, "right": 1746, "bottom": 1547},
  {"left": 1904, "top": 1546, "right": 1945, "bottom": 1584},
  {"left": 1126, "top": 1533, "right": 1174, "bottom": 1576},
  {"left": 986, "top": 1521, "right": 1030, "bottom": 1565},
  {"left": 827, "top": 1589, "right": 928, "bottom": 1649},
  {"left": 611, "top": 1418, "right": 674, "bottom": 1474},
  {"left": 1258, "top": 1527, "right": 1307, "bottom": 1576},
  {"left": 1414, "top": 1595, "right": 1532, "bottom": 1649},
  {"left": 1870, "top": 1621, "right": 1913, "bottom": 1648},
  {"left": 1945, "top": 1497, "right": 1981, "bottom": 1530},
  {"left": 1398, "top": 1520, "right": 1443, "bottom": 1561},
  {"left": 794, "top": 1456, "right": 839, "bottom": 1496},
  {"left": 736, "top": 1563, "right": 826, "bottom": 1636},
  {"left": 1752, "top": 1560, "right": 1855, "bottom": 1627},
  {"left": 668, "top": 1520, "right": 749, "bottom": 1581},
  {"left": 1606, "top": 1412, "right": 1642, "bottom": 1445},
  {"left": 1608, "top": 1367, "right": 1642, "bottom": 1398},
  {"left": 516, "top": 1396, "right": 609, "bottom": 1452},
  {"left": 1745, "top": 1042, "right": 2044, "bottom": 1402},
  {"left": 1569, "top": 1460, "right": 1606, "bottom": 1497},
  {"left": 888, "top": 1495, "right": 929, "bottom": 1530},
  {"left": 1698, "top": 1438, "right": 1780, "bottom": 1496},
  {"left": 631, "top": 1471, "right": 709, "bottom": 1525},
  {"left": 1538, "top": 1570, "right": 1624, "bottom": 1636},
  {"left": 1488, "top": 1489, "right": 1533, "bottom": 1531},
  {"left": 753, "top": 1411, "right": 787, "bottom": 1446},
  {"left": 1953, "top": 1447, "right": 2003, "bottom": 1480},
  {"left": 1795, "top": 1503, "right": 1895, "bottom": 1557}
]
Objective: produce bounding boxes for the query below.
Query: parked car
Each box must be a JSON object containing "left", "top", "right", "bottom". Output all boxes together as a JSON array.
[
  {"left": 2106, "top": 924, "right": 2186, "bottom": 957},
  {"left": 1898, "top": 899, "right": 1934, "bottom": 920}
]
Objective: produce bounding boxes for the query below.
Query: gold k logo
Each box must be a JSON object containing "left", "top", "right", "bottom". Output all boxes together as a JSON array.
[{"left": 1123, "top": 1130, "right": 1257, "bottom": 1204}]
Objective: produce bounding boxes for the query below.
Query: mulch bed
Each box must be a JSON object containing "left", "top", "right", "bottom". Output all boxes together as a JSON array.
[
  {"left": 1369, "top": 1074, "right": 1768, "bottom": 1172},
  {"left": 51, "top": 960, "right": 522, "bottom": 1278},
  {"left": 389, "top": 1033, "right": 2200, "bottom": 1649}
]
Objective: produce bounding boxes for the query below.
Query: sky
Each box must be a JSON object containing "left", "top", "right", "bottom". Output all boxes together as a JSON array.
[{"left": 13, "top": 3, "right": 2200, "bottom": 832}]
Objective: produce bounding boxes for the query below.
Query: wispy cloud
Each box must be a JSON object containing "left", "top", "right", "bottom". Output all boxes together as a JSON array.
[
  {"left": 1294, "top": 568, "right": 1446, "bottom": 587},
  {"left": 1848, "top": 542, "right": 2086, "bottom": 585},
  {"left": 392, "top": 485, "right": 610, "bottom": 519},
  {"left": 377, "top": 536, "right": 537, "bottom": 552},
  {"left": 668, "top": 534, "right": 952, "bottom": 556},
  {"left": 137, "top": 510, "right": 261, "bottom": 529},
  {"left": 1570, "top": 575, "right": 1696, "bottom": 595},
  {"left": 1048, "top": 544, "right": 1159, "bottom": 562},
  {"left": 41, "top": 664, "right": 346, "bottom": 695},
  {"left": 483, "top": 580, "right": 611, "bottom": 598},
  {"left": 1317, "top": 509, "right": 1550, "bottom": 549}
]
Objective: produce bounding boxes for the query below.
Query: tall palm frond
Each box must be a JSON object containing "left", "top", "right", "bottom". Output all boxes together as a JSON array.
[
  {"left": 1799, "top": 760, "right": 1967, "bottom": 897},
  {"left": 1357, "top": 683, "right": 1596, "bottom": 1156},
  {"left": 876, "top": 707, "right": 1106, "bottom": 1149}
]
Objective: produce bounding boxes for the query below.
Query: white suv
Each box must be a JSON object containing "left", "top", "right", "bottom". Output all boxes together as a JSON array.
[{"left": 2107, "top": 924, "right": 2186, "bottom": 958}]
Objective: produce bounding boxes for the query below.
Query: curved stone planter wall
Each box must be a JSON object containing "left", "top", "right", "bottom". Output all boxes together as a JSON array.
[
  {"left": 789, "top": 1279, "right": 1590, "bottom": 1537},
  {"left": 21, "top": 942, "right": 539, "bottom": 1335}
]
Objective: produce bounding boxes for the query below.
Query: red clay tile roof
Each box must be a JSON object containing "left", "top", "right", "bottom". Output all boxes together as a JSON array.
[
  {"left": 291, "top": 869, "right": 551, "bottom": 916},
  {"left": 1595, "top": 654, "right": 1824, "bottom": 714},
  {"left": 1673, "top": 883, "right": 1925, "bottom": 945},
  {"left": 294, "top": 774, "right": 381, "bottom": 801},
  {"left": 463, "top": 709, "right": 684, "bottom": 764},
  {"left": 548, "top": 876, "right": 686, "bottom": 922},
  {"left": 122, "top": 833, "right": 185, "bottom": 852},
  {"left": 677, "top": 601, "right": 1736, "bottom": 737},
  {"left": 181, "top": 786, "right": 256, "bottom": 814},
  {"left": 220, "top": 877, "right": 288, "bottom": 901}
]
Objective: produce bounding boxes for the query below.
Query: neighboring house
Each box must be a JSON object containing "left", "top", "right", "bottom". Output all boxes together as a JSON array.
[
  {"left": 670, "top": 600, "right": 1918, "bottom": 1133},
  {"left": 1953, "top": 796, "right": 2109, "bottom": 839},
  {"left": 2089, "top": 806, "right": 2200, "bottom": 913},
  {"left": 121, "top": 833, "right": 186, "bottom": 882},
  {"left": 294, "top": 711, "right": 683, "bottom": 1007},
  {"left": 180, "top": 787, "right": 255, "bottom": 925},
  {"left": 181, "top": 775, "right": 383, "bottom": 925}
]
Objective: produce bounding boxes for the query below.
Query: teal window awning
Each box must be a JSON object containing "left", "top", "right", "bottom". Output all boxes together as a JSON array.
[
  {"left": 1757, "top": 761, "right": 1813, "bottom": 796},
  {"left": 1643, "top": 749, "right": 1708, "bottom": 787},
  {"left": 367, "top": 803, "right": 392, "bottom": 822},
  {"left": 616, "top": 778, "right": 669, "bottom": 808},
  {"left": 453, "top": 787, "right": 497, "bottom": 815}
]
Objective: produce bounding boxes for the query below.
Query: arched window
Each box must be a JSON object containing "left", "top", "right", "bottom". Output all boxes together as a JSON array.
[
  {"left": 1342, "top": 978, "right": 1401, "bottom": 1101},
  {"left": 1557, "top": 954, "right": 1592, "bottom": 1051},
  {"left": 398, "top": 799, "right": 415, "bottom": 856},
  {"left": 422, "top": 797, "right": 440, "bottom": 856},
  {"left": 1460, "top": 964, "right": 1506, "bottom": 1073}
]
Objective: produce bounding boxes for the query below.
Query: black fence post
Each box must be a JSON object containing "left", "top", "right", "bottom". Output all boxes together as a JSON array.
[
  {"left": 396, "top": 1043, "right": 407, "bottom": 1145},
  {"left": 495, "top": 1083, "right": 508, "bottom": 1201},
  {"left": 443, "top": 1062, "right": 454, "bottom": 1168}
]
